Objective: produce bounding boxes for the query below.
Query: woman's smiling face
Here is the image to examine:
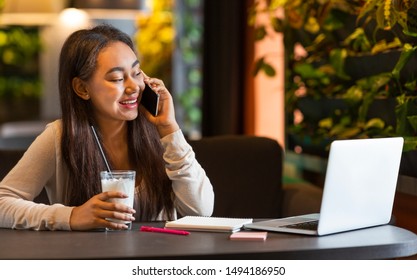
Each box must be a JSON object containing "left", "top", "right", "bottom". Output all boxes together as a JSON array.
[{"left": 85, "top": 41, "right": 145, "bottom": 124}]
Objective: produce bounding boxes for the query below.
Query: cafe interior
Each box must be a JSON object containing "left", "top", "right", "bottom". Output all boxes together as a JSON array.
[{"left": 0, "top": 0, "right": 417, "bottom": 256}]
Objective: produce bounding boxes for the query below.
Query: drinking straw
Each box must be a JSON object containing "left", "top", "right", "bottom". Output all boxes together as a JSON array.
[{"left": 91, "top": 125, "right": 113, "bottom": 178}]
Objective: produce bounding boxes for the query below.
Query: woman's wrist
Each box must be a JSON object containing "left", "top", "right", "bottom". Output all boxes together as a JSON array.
[{"left": 158, "top": 123, "right": 180, "bottom": 138}]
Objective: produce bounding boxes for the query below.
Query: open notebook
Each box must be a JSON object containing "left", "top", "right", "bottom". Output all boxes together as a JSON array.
[{"left": 165, "top": 216, "right": 253, "bottom": 232}]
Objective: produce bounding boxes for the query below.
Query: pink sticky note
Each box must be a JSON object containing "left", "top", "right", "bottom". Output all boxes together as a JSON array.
[{"left": 230, "top": 231, "right": 268, "bottom": 241}]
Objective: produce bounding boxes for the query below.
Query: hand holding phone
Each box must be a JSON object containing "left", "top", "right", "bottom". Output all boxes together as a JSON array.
[{"left": 141, "top": 84, "right": 160, "bottom": 117}]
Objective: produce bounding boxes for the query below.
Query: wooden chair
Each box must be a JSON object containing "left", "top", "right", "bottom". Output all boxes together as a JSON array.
[
  {"left": 188, "top": 135, "right": 284, "bottom": 218},
  {"left": 0, "top": 148, "right": 49, "bottom": 204}
]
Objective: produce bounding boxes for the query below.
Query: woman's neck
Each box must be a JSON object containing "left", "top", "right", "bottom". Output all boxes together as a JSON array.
[{"left": 97, "top": 121, "right": 131, "bottom": 170}]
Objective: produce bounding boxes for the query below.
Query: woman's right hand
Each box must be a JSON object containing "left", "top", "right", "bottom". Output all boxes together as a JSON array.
[
  {"left": 69, "top": 191, "right": 136, "bottom": 231},
  {"left": 141, "top": 75, "right": 180, "bottom": 138}
]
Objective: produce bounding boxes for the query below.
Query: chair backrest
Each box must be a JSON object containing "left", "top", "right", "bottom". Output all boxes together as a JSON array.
[
  {"left": 0, "top": 148, "right": 49, "bottom": 204},
  {"left": 188, "top": 135, "right": 283, "bottom": 218},
  {"left": 399, "top": 150, "right": 417, "bottom": 178},
  {"left": 0, "top": 149, "right": 25, "bottom": 180},
  {"left": 0, "top": 136, "right": 36, "bottom": 150}
]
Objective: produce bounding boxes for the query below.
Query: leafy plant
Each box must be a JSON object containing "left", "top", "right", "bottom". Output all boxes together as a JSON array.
[
  {"left": 250, "top": 0, "right": 417, "bottom": 152},
  {"left": 176, "top": 0, "right": 204, "bottom": 136},
  {"left": 0, "top": 26, "right": 42, "bottom": 100},
  {"left": 135, "top": 0, "right": 203, "bottom": 137},
  {"left": 135, "top": 0, "right": 175, "bottom": 90}
]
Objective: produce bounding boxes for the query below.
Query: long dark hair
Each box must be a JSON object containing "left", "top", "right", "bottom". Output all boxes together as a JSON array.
[{"left": 59, "top": 24, "right": 174, "bottom": 221}]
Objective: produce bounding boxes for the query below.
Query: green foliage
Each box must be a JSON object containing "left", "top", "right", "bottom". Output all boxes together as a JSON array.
[
  {"left": 251, "top": 0, "right": 417, "bottom": 152},
  {"left": 134, "top": 0, "right": 203, "bottom": 135},
  {"left": 0, "top": 26, "right": 42, "bottom": 99},
  {"left": 175, "top": 0, "right": 204, "bottom": 134}
]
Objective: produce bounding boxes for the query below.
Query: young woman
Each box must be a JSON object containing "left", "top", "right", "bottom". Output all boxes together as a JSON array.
[{"left": 0, "top": 24, "right": 214, "bottom": 231}]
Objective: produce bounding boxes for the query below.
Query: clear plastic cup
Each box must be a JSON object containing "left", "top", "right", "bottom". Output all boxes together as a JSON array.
[{"left": 100, "top": 170, "right": 135, "bottom": 230}]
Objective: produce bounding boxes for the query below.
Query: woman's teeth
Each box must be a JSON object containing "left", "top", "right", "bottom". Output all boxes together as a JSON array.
[{"left": 121, "top": 99, "right": 136, "bottom": 104}]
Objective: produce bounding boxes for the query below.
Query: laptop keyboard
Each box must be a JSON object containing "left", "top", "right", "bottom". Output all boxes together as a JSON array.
[{"left": 282, "top": 220, "right": 319, "bottom": 231}]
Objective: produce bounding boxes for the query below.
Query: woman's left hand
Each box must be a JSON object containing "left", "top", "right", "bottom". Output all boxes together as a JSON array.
[{"left": 141, "top": 75, "right": 180, "bottom": 138}]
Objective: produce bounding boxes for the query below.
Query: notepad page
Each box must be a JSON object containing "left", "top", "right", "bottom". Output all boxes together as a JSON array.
[{"left": 165, "top": 216, "right": 253, "bottom": 232}]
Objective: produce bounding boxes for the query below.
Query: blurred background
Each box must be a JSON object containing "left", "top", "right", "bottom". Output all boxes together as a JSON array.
[{"left": 0, "top": 0, "right": 284, "bottom": 143}]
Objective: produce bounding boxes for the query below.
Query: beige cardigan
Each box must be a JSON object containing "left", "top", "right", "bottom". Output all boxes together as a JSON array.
[{"left": 0, "top": 120, "right": 214, "bottom": 230}]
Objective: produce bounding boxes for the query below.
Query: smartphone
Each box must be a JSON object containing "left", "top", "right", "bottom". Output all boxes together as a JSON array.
[{"left": 141, "top": 84, "right": 160, "bottom": 117}]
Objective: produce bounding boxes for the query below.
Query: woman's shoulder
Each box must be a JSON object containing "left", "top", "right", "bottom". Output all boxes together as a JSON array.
[
  {"left": 44, "top": 119, "right": 63, "bottom": 136},
  {"left": 46, "top": 119, "right": 62, "bottom": 130},
  {"left": 33, "top": 119, "right": 63, "bottom": 145},
  {"left": 22, "top": 120, "right": 62, "bottom": 162}
]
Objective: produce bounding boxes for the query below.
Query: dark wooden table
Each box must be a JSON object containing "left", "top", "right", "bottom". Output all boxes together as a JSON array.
[{"left": 1, "top": 222, "right": 417, "bottom": 259}]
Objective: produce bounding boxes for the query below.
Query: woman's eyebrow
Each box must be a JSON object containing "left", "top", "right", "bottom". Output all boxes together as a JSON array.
[
  {"left": 105, "top": 60, "right": 140, "bottom": 75},
  {"left": 106, "top": 66, "right": 124, "bottom": 75}
]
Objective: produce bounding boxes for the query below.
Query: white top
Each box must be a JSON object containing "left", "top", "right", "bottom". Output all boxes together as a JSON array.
[{"left": 0, "top": 120, "right": 214, "bottom": 230}]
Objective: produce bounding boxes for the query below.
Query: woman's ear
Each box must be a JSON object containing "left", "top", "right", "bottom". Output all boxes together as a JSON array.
[{"left": 72, "top": 77, "right": 90, "bottom": 100}]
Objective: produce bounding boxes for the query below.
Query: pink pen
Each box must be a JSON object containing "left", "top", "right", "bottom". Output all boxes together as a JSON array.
[{"left": 140, "top": 226, "right": 190, "bottom": 236}]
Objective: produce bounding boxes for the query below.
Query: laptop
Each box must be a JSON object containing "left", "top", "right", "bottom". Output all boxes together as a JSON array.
[{"left": 244, "top": 137, "right": 404, "bottom": 236}]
